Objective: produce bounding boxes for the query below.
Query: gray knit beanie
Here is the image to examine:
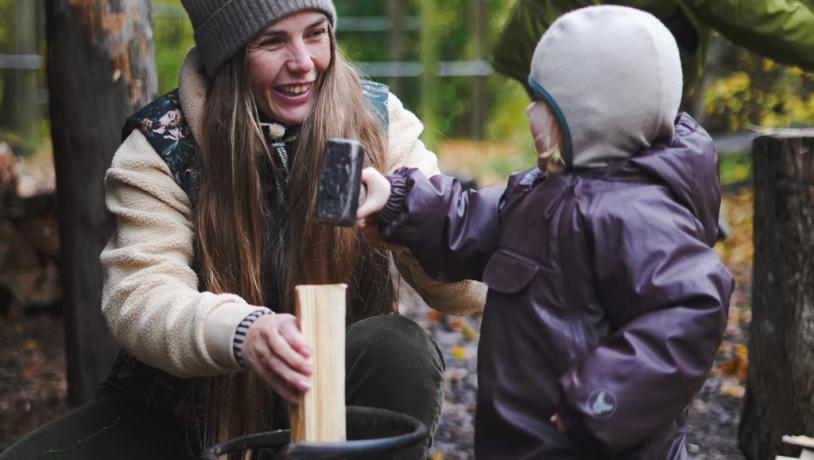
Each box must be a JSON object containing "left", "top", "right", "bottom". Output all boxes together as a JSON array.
[
  {"left": 181, "top": 0, "right": 337, "bottom": 76},
  {"left": 529, "top": 5, "right": 682, "bottom": 169}
]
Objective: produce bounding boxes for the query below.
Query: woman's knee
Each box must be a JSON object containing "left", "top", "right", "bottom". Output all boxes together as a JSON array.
[
  {"left": 346, "top": 315, "right": 444, "bottom": 427},
  {"left": 347, "top": 314, "right": 445, "bottom": 380},
  {"left": 345, "top": 315, "right": 445, "bottom": 460}
]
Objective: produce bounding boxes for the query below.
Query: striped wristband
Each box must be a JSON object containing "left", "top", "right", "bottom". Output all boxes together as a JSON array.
[{"left": 233, "top": 308, "right": 274, "bottom": 367}]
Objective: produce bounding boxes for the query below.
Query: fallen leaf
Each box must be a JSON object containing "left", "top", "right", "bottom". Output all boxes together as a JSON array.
[
  {"left": 451, "top": 346, "right": 466, "bottom": 360},
  {"left": 448, "top": 317, "right": 465, "bottom": 331},
  {"left": 426, "top": 310, "right": 443, "bottom": 324},
  {"left": 462, "top": 325, "right": 478, "bottom": 341},
  {"left": 720, "top": 378, "right": 745, "bottom": 399},
  {"left": 735, "top": 344, "right": 748, "bottom": 381}
]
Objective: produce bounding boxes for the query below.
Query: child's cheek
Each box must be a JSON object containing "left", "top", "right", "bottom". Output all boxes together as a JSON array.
[{"left": 533, "top": 132, "right": 549, "bottom": 155}]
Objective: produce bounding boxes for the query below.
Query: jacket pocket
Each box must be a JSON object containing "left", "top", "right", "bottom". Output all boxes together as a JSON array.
[{"left": 482, "top": 249, "right": 540, "bottom": 294}]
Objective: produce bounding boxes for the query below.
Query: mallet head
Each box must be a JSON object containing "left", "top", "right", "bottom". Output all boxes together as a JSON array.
[{"left": 316, "top": 139, "right": 365, "bottom": 226}]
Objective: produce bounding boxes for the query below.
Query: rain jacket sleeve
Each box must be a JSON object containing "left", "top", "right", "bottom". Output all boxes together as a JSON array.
[
  {"left": 385, "top": 95, "right": 488, "bottom": 314},
  {"left": 556, "top": 187, "right": 734, "bottom": 453},
  {"left": 378, "top": 168, "right": 504, "bottom": 283}
]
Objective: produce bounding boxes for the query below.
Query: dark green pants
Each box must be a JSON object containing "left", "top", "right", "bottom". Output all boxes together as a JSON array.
[{"left": 0, "top": 315, "right": 445, "bottom": 460}]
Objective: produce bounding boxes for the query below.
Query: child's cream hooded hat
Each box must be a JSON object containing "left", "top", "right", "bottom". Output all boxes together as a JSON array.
[{"left": 528, "top": 5, "right": 683, "bottom": 169}]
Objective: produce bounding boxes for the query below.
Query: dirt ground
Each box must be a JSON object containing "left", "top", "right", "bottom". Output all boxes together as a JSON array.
[
  {"left": 0, "top": 189, "right": 753, "bottom": 458},
  {"left": 0, "top": 312, "right": 67, "bottom": 450}
]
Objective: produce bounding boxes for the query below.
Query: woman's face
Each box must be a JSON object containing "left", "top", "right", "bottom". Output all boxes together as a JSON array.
[
  {"left": 526, "top": 100, "right": 557, "bottom": 154},
  {"left": 248, "top": 11, "right": 332, "bottom": 125}
]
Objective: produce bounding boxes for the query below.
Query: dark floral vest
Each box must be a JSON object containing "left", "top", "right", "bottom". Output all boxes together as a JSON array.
[{"left": 97, "top": 81, "right": 391, "bottom": 423}]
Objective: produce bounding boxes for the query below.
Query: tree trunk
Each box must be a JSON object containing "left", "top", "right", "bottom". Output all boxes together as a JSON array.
[
  {"left": 387, "top": 0, "right": 404, "bottom": 95},
  {"left": 469, "top": 0, "right": 486, "bottom": 141},
  {"left": 0, "top": 0, "right": 39, "bottom": 154},
  {"left": 739, "top": 134, "right": 814, "bottom": 460},
  {"left": 45, "top": 0, "right": 157, "bottom": 406},
  {"left": 419, "top": 0, "right": 439, "bottom": 151}
]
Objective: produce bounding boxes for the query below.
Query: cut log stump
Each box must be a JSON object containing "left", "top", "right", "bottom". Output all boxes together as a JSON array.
[{"left": 739, "top": 133, "right": 814, "bottom": 460}]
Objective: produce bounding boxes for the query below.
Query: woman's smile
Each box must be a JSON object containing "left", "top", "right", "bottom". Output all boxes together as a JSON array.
[
  {"left": 273, "top": 81, "right": 315, "bottom": 105},
  {"left": 275, "top": 82, "right": 313, "bottom": 97}
]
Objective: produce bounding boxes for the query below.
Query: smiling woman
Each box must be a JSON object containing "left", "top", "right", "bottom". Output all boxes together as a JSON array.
[
  {"left": 247, "top": 12, "right": 332, "bottom": 125},
  {"left": 0, "top": 1, "right": 486, "bottom": 460}
]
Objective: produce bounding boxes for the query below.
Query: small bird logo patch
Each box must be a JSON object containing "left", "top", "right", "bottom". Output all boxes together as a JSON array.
[{"left": 588, "top": 390, "right": 617, "bottom": 418}]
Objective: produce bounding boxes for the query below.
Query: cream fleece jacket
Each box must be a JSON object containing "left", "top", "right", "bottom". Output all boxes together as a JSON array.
[{"left": 101, "top": 50, "right": 486, "bottom": 378}]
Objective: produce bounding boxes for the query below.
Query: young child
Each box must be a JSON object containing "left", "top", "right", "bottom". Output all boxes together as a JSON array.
[{"left": 357, "top": 5, "right": 733, "bottom": 459}]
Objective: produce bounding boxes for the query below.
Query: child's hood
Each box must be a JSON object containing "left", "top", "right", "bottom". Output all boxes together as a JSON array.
[
  {"left": 528, "top": 5, "right": 683, "bottom": 169},
  {"left": 629, "top": 113, "right": 721, "bottom": 246}
]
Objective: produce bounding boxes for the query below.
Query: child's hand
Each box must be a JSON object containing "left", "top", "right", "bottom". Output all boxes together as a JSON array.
[
  {"left": 356, "top": 167, "right": 391, "bottom": 229},
  {"left": 550, "top": 413, "right": 567, "bottom": 433}
]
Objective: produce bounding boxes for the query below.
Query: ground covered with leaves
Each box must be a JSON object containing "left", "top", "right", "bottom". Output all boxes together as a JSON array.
[{"left": 0, "top": 188, "right": 753, "bottom": 458}]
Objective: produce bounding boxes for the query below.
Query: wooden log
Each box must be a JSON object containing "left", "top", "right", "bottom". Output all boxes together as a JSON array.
[
  {"left": 776, "top": 435, "right": 814, "bottom": 460},
  {"left": 289, "top": 284, "right": 347, "bottom": 443},
  {"left": 739, "top": 133, "right": 814, "bottom": 460}
]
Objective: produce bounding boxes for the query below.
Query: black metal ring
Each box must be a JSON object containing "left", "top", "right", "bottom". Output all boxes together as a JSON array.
[{"left": 200, "top": 405, "right": 428, "bottom": 460}]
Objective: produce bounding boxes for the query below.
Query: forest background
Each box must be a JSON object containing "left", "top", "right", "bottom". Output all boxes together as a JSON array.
[
  {"left": 4, "top": 0, "right": 814, "bottom": 178},
  {"left": 1, "top": 1, "right": 813, "bottom": 459}
]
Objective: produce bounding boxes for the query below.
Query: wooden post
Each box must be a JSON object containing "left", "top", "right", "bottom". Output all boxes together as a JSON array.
[
  {"left": 290, "top": 284, "right": 347, "bottom": 443},
  {"left": 739, "top": 133, "right": 814, "bottom": 460}
]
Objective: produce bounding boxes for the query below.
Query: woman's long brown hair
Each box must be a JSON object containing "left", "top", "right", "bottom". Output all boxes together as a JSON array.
[{"left": 194, "top": 28, "right": 396, "bottom": 445}]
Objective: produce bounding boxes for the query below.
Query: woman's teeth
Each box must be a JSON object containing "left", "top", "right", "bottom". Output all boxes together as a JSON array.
[{"left": 278, "top": 84, "right": 309, "bottom": 96}]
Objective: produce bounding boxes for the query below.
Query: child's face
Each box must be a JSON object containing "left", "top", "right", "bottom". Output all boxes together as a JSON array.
[{"left": 526, "top": 100, "right": 556, "bottom": 155}]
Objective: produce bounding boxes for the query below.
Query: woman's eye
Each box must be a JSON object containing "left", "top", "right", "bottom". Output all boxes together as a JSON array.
[
  {"left": 257, "top": 37, "right": 284, "bottom": 48},
  {"left": 308, "top": 28, "right": 327, "bottom": 39}
]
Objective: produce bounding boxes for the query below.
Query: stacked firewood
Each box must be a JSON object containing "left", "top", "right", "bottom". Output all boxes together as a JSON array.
[{"left": 0, "top": 142, "right": 60, "bottom": 320}]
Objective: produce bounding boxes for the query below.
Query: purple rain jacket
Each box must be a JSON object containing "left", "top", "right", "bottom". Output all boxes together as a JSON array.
[{"left": 377, "top": 114, "right": 733, "bottom": 459}]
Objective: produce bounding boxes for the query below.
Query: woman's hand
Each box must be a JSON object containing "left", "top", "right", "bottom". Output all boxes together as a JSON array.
[
  {"left": 242, "top": 313, "right": 313, "bottom": 403},
  {"left": 356, "top": 167, "right": 391, "bottom": 234}
]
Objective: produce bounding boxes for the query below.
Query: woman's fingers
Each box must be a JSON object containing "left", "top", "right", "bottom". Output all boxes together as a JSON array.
[
  {"left": 264, "top": 352, "right": 312, "bottom": 393},
  {"left": 252, "top": 360, "right": 302, "bottom": 403},
  {"left": 270, "top": 322, "right": 313, "bottom": 375},
  {"left": 244, "top": 313, "right": 313, "bottom": 401},
  {"left": 279, "top": 318, "right": 312, "bottom": 357}
]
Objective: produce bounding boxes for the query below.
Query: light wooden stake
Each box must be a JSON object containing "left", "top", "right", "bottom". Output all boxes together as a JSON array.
[
  {"left": 289, "top": 284, "right": 347, "bottom": 443},
  {"left": 776, "top": 435, "right": 814, "bottom": 460}
]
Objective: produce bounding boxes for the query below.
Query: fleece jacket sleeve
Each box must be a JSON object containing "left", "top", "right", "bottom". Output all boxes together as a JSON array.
[{"left": 100, "top": 130, "right": 268, "bottom": 378}]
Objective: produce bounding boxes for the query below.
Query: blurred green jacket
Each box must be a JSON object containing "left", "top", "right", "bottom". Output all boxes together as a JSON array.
[{"left": 493, "top": 0, "right": 814, "bottom": 92}]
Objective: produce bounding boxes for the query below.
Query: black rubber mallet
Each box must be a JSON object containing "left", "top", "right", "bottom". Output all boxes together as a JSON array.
[{"left": 316, "top": 139, "right": 366, "bottom": 227}]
